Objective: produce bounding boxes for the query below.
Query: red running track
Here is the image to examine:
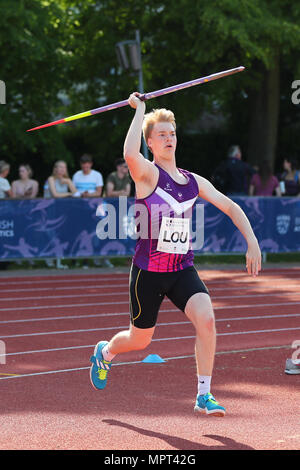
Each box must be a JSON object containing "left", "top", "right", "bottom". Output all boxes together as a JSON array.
[{"left": 0, "top": 267, "right": 299, "bottom": 450}]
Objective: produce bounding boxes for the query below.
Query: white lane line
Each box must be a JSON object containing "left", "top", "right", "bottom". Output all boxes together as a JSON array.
[
  {"left": 0, "top": 276, "right": 129, "bottom": 286},
  {"left": 1, "top": 283, "right": 300, "bottom": 295},
  {"left": 0, "top": 268, "right": 298, "bottom": 286},
  {"left": 1, "top": 324, "right": 299, "bottom": 341},
  {"left": 0, "top": 345, "right": 292, "bottom": 380},
  {"left": 1, "top": 311, "right": 300, "bottom": 326},
  {"left": 151, "top": 327, "right": 300, "bottom": 341},
  {"left": 0, "top": 292, "right": 129, "bottom": 301},
  {"left": 0, "top": 301, "right": 128, "bottom": 311},
  {"left": 0, "top": 284, "right": 129, "bottom": 294},
  {"left": 1, "top": 319, "right": 299, "bottom": 358},
  {"left": 1, "top": 300, "right": 300, "bottom": 313},
  {"left": 2, "top": 344, "right": 96, "bottom": 357},
  {"left": 2, "top": 290, "right": 300, "bottom": 303},
  {"left": 209, "top": 284, "right": 300, "bottom": 291},
  {"left": 0, "top": 311, "right": 130, "bottom": 324}
]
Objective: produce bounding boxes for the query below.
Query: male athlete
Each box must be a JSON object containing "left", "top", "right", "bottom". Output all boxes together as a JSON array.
[{"left": 90, "top": 92, "right": 262, "bottom": 416}]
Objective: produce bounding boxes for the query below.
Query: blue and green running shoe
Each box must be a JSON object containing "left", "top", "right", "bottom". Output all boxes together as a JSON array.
[
  {"left": 194, "top": 393, "right": 225, "bottom": 417},
  {"left": 90, "top": 341, "right": 112, "bottom": 390}
]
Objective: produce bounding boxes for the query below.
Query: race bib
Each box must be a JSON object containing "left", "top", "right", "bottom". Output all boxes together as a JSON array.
[{"left": 157, "top": 216, "right": 190, "bottom": 254}]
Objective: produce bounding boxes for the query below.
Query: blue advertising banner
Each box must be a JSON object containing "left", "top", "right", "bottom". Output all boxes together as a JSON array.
[{"left": 0, "top": 197, "right": 299, "bottom": 260}]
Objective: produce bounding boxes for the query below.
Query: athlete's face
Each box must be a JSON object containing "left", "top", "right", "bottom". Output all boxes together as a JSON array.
[{"left": 148, "top": 122, "right": 177, "bottom": 159}]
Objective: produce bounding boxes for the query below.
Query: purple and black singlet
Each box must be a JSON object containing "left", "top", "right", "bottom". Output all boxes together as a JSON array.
[{"left": 132, "top": 164, "right": 199, "bottom": 273}]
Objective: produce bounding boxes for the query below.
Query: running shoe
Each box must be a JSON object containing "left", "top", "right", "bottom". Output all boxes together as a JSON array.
[
  {"left": 90, "top": 341, "right": 112, "bottom": 390},
  {"left": 284, "top": 358, "right": 300, "bottom": 375},
  {"left": 194, "top": 393, "right": 226, "bottom": 417}
]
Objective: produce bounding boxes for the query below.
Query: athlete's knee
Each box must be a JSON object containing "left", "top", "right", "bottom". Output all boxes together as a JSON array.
[
  {"left": 129, "top": 326, "right": 153, "bottom": 350},
  {"left": 195, "top": 310, "right": 215, "bottom": 334},
  {"left": 186, "top": 297, "right": 215, "bottom": 334},
  {"left": 203, "top": 314, "right": 216, "bottom": 334},
  {"left": 131, "top": 336, "right": 152, "bottom": 350}
]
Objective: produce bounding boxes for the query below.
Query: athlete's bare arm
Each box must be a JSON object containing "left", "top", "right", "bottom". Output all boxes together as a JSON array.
[
  {"left": 123, "top": 93, "right": 158, "bottom": 198},
  {"left": 193, "top": 173, "right": 261, "bottom": 277}
]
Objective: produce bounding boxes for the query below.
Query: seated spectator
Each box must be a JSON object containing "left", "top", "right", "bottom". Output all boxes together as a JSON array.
[
  {"left": 44, "top": 160, "right": 77, "bottom": 198},
  {"left": 72, "top": 155, "right": 112, "bottom": 269},
  {"left": 0, "top": 161, "right": 12, "bottom": 199},
  {"left": 11, "top": 164, "right": 39, "bottom": 199},
  {"left": 279, "top": 158, "right": 300, "bottom": 196},
  {"left": 249, "top": 160, "right": 281, "bottom": 196},
  {"left": 72, "top": 154, "right": 103, "bottom": 197},
  {"left": 105, "top": 158, "right": 131, "bottom": 197},
  {"left": 211, "top": 145, "right": 255, "bottom": 196}
]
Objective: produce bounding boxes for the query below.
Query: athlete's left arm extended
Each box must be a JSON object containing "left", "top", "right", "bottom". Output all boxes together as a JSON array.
[{"left": 193, "top": 174, "right": 261, "bottom": 277}]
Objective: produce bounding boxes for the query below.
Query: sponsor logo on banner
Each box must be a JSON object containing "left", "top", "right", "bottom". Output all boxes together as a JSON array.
[
  {"left": 0, "top": 340, "right": 6, "bottom": 364},
  {"left": 0, "top": 80, "right": 5, "bottom": 105},
  {"left": 276, "top": 214, "right": 291, "bottom": 235},
  {"left": 294, "top": 217, "right": 300, "bottom": 232},
  {"left": 0, "top": 220, "right": 14, "bottom": 237}
]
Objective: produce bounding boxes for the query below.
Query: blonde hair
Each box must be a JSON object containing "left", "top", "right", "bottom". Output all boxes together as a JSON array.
[
  {"left": 142, "top": 108, "right": 176, "bottom": 148},
  {"left": 0, "top": 160, "right": 10, "bottom": 174},
  {"left": 19, "top": 164, "right": 33, "bottom": 178},
  {"left": 52, "top": 160, "right": 69, "bottom": 178}
]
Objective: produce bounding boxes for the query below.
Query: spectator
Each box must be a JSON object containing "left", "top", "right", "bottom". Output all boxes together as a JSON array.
[
  {"left": 211, "top": 145, "right": 255, "bottom": 196},
  {"left": 44, "top": 160, "right": 77, "bottom": 198},
  {"left": 72, "top": 154, "right": 112, "bottom": 268},
  {"left": 279, "top": 158, "right": 300, "bottom": 196},
  {"left": 249, "top": 160, "right": 281, "bottom": 196},
  {"left": 72, "top": 154, "right": 103, "bottom": 197},
  {"left": 0, "top": 161, "right": 12, "bottom": 199},
  {"left": 11, "top": 164, "right": 39, "bottom": 199},
  {"left": 105, "top": 158, "right": 131, "bottom": 197}
]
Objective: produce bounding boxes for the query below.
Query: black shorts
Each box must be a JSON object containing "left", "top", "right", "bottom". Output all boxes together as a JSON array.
[{"left": 129, "top": 264, "right": 210, "bottom": 329}]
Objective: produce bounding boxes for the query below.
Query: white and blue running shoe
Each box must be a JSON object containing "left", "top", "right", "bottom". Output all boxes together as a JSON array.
[
  {"left": 194, "top": 393, "right": 225, "bottom": 417},
  {"left": 90, "top": 341, "right": 112, "bottom": 390}
]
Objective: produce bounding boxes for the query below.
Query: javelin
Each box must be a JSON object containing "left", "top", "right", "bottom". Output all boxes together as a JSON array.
[{"left": 27, "top": 66, "right": 245, "bottom": 132}]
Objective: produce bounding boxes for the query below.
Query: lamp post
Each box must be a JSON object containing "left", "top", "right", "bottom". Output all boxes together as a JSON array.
[{"left": 116, "top": 30, "right": 149, "bottom": 159}]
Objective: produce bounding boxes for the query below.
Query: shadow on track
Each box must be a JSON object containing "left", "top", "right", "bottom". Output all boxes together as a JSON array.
[{"left": 102, "top": 419, "right": 254, "bottom": 450}]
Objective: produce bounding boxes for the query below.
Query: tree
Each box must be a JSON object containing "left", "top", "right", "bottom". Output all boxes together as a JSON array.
[
  {"left": 1, "top": 0, "right": 299, "bottom": 184},
  {"left": 64, "top": 0, "right": 300, "bottom": 173},
  {"left": 0, "top": 0, "right": 72, "bottom": 182},
  {"left": 138, "top": 0, "right": 300, "bottom": 170}
]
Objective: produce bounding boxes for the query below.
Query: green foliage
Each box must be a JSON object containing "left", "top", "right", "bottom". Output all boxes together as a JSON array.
[{"left": 0, "top": 0, "right": 73, "bottom": 183}]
